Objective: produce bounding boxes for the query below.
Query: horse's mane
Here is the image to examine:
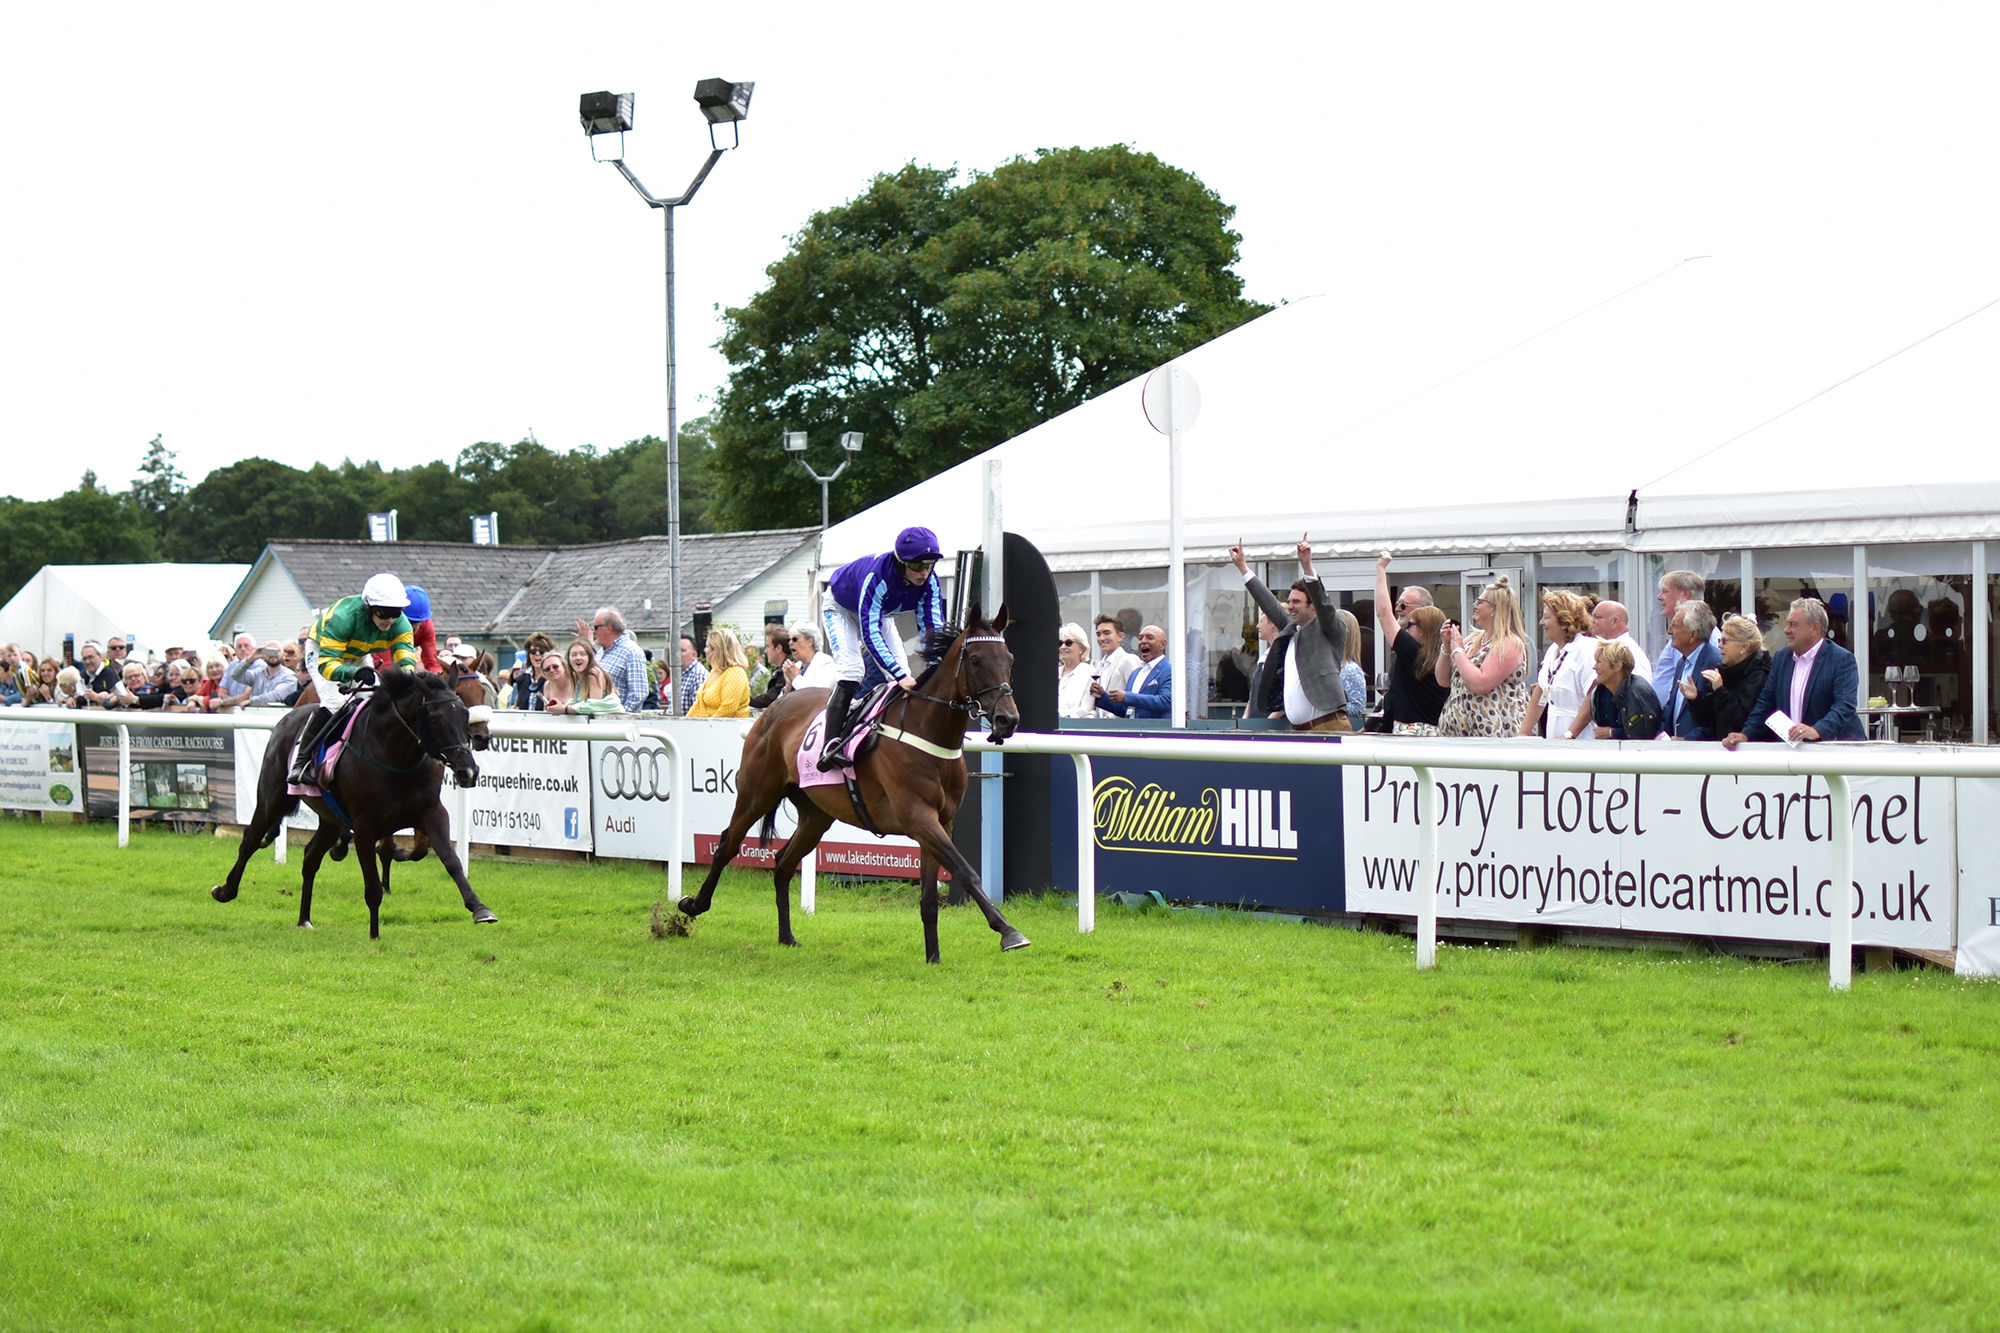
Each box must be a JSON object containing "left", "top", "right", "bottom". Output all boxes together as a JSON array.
[
  {"left": 912, "top": 623, "right": 962, "bottom": 689},
  {"left": 381, "top": 668, "right": 447, "bottom": 703}
]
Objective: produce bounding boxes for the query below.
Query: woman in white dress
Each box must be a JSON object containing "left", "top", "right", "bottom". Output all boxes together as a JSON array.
[
  {"left": 1056, "top": 622, "right": 1098, "bottom": 719},
  {"left": 1519, "top": 589, "right": 1597, "bottom": 739}
]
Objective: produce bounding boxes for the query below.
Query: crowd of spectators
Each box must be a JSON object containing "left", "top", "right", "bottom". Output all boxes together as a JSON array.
[
  {"left": 1046, "top": 551, "right": 1868, "bottom": 750},
  {"left": 0, "top": 635, "right": 308, "bottom": 712}
]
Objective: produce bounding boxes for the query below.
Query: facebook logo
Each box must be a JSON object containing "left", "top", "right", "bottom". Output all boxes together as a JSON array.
[{"left": 564, "top": 807, "right": 581, "bottom": 840}]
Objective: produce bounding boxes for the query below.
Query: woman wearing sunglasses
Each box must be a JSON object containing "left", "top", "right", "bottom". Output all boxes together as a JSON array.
[{"left": 816, "top": 526, "right": 948, "bottom": 769}]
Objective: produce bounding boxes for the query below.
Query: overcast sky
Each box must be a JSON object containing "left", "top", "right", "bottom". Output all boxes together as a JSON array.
[{"left": 5, "top": 2, "right": 1998, "bottom": 505}]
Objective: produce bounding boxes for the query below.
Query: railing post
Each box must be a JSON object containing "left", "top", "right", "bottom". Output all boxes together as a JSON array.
[
  {"left": 801, "top": 846, "right": 815, "bottom": 915},
  {"left": 1414, "top": 763, "right": 1437, "bottom": 969},
  {"left": 1827, "top": 773, "right": 1854, "bottom": 990},
  {"left": 1073, "top": 752, "right": 1095, "bottom": 933},
  {"left": 455, "top": 773, "right": 471, "bottom": 870},
  {"left": 633, "top": 726, "right": 686, "bottom": 908},
  {"left": 117, "top": 724, "right": 130, "bottom": 849}
]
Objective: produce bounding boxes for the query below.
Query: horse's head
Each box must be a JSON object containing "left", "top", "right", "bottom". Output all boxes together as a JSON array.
[
  {"left": 961, "top": 603, "right": 1018, "bottom": 743},
  {"left": 398, "top": 671, "right": 482, "bottom": 787}
]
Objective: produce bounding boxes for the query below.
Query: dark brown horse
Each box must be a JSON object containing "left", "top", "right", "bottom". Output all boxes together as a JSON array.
[
  {"left": 676, "top": 607, "right": 1028, "bottom": 963},
  {"left": 211, "top": 670, "right": 496, "bottom": 938}
]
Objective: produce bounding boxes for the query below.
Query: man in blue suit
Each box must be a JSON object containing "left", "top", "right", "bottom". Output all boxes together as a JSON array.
[
  {"left": 1722, "top": 597, "right": 1866, "bottom": 748},
  {"left": 1664, "top": 600, "right": 1724, "bottom": 738},
  {"left": 1093, "top": 623, "right": 1172, "bottom": 719}
]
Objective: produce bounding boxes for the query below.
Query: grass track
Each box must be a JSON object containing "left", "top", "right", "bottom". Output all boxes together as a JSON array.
[{"left": 1, "top": 815, "right": 1997, "bottom": 1330}]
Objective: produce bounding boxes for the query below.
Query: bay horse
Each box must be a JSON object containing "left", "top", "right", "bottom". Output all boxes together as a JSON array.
[
  {"left": 676, "top": 606, "right": 1028, "bottom": 963},
  {"left": 211, "top": 670, "right": 497, "bottom": 938}
]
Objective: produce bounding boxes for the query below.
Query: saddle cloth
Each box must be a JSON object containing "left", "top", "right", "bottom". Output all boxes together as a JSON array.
[
  {"left": 286, "top": 697, "right": 370, "bottom": 799},
  {"left": 795, "top": 686, "right": 894, "bottom": 790}
]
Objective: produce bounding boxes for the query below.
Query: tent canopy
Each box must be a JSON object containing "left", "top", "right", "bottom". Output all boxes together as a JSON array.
[
  {"left": 0, "top": 563, "right": 252, "bottom": 661},
  {"left": 824, "top": 247, "right": 2000, "bottom": 569}
]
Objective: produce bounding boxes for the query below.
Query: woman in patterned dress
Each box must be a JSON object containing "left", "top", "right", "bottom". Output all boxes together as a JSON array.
[{"left": 1435, "top": 576, "right": 1531, "bottom": 737}]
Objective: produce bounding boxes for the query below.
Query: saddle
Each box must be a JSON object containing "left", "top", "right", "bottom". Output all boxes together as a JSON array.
[
  {"left": 795, "top": 685, "right": 899, "bottom": 836},
  {"left": 286, "top": 696, "right": 370, "bottom": 824}
]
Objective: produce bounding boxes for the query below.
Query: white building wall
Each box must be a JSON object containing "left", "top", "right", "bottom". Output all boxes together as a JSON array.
[
  {"left": 713, "top": 541, "right": 817, "bottom": 637},
  {"left": 226, "top": 570, "right": 314, "bottom": 649}
]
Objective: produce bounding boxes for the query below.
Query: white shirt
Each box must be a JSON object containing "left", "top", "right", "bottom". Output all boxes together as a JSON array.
[
  {"left": 1539, "top": 635, "right": 1599, "bottom": 741},
  {"left": 793, "top": 652, "right": 838, "bottom": 691},
  {"left": 1057, "top": 661, "right": 1097, "bottom": 718},
  {"left": 1282, "top": 646, "right": 1314, "bottom": 725},
  {"left": 1097, "top": 646, "right": 1141, "bottom": 693}
]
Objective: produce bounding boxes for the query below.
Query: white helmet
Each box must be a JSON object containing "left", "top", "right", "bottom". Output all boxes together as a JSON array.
[{"left": 362, "top": 572, "right": 410, "bottom": 610}]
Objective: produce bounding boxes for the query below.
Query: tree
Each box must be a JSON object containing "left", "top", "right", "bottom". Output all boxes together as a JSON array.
[
  {"left": 128, "top": 434, "right": 186, "bottom": 543},
  {"left": 707, "top": 146, "right": 1270, "bottom": 530},
  {"left": 0, "top": 472, "right": 157, "bottom": 605},
  {"left": 164, "top": 459, "right": 367, "bottom": 562}
]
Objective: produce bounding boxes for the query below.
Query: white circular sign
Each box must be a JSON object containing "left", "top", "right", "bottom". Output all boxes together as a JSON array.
[{"left": 1141, "top": 366, "right": 1201, "bottom": 435}]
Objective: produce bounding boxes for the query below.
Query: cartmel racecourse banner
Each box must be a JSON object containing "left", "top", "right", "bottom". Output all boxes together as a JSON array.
[{"left": 1344, "top": 748, "right": 1953, "bottom": 949}]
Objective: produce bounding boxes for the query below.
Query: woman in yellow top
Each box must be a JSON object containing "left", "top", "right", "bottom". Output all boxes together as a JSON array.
[{"left": 687, "top": 627, "right": 752, "bottom": 718}]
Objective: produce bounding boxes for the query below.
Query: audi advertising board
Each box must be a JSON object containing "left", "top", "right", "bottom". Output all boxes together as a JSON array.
[{"left": 591, "top": 720, "right": 926, "bottom": 875}]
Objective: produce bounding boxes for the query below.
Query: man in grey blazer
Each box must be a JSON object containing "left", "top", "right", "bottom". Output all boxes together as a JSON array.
[{"left": 1229, "top": 537, "right": 1351, "bottom": 733}]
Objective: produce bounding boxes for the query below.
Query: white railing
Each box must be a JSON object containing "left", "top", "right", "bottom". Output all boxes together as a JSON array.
[
  {"left": 969, "top": 731, "right": 2000, "bottom": 991},
  {"left": 59, "top": 708, "right": 687, "bottom": 907}
]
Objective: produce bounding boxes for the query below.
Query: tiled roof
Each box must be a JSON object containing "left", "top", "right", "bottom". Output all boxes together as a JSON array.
[
  {"left": 488, "top": 529, "right": 817, "bottom": 637},
  {"left": 268, "top": 540, "right": 555, "bottom": 636},
  {"left": 263, "top": 530, "right": 816, "bottom": 639}
]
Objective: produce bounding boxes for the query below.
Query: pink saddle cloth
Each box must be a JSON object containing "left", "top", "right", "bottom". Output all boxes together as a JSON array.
[
  {"left": 286, "top": 697, "right": 369, "bottom": 798},
  {"left": 795, "top": 690, "right": 892, "bottom": 789}
]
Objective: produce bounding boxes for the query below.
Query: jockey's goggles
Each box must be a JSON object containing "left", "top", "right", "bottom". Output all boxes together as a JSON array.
[{"left": 903, "top": 557, "right": 938, "bottom": 571}]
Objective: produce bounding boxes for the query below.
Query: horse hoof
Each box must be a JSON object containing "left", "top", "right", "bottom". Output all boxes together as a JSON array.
[
  {"left": 210, "top": 885, "right": 236, "bottom": 903},
  {"left": 298, "top": 921, "right": 314, "bottom": 930},
  {"left": 677, "top": 898, "right": 707, "bottom": 919},
  {"left": 473, "top": 907, "right": 498, "bottom": 924},
  {"left": 926, "top": 953, "right": 941, "bottom": 965},
  {"left": 780, "top": 935, "right": 801, "bottom": 948},
  {"left": 1000, "top": 930, "right": 1032, "bottom": 951}
]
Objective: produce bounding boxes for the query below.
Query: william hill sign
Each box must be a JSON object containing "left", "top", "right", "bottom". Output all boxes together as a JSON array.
[{"left": 1062, "top": 752, "right": 1342, "bottom": 910}]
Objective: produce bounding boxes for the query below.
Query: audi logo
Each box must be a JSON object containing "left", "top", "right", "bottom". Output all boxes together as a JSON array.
[{"left": 598, "top": 746, "right": 673, "bottom": 801}]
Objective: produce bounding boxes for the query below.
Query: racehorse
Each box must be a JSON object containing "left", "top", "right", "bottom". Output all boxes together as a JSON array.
[
  {"left": 211, "top": 670, "right": 496, "bottom": 938},
  {"left": 676, "top": 606, "right": 1028, "bottom": 963}
]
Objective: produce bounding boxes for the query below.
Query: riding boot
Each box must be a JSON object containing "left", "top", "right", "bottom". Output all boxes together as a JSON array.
[
  {"left": 818, "top": 680, "right": 858, "bottom": 769},
  {"left": 288, "top": 706, "right": 333, "bottom": 786}
]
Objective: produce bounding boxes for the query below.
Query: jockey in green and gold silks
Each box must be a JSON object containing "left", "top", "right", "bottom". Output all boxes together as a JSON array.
[
  {"left": 289, "top": 572, "right": 418, "bottom": 787},
  {"left": 310, "top": 595, "right": 419, "bottom": 692}
]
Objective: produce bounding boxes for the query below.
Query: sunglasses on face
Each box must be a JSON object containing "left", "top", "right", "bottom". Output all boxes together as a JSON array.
[{"left": 905, "top": 559, "right": 937, "bottom": 571}]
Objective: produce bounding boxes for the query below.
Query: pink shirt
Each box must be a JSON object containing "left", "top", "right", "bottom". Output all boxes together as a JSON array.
[{"left": 1788, "top": 637, "right": 1825, "bottom": 725}]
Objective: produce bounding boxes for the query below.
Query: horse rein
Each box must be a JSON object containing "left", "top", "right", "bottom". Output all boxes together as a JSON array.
[
  {"left": 891, "top": 633, "right": 1013, "bottom": 732},
  {"left": 355, "top": 684, "right": 476, "bottom": 773}
]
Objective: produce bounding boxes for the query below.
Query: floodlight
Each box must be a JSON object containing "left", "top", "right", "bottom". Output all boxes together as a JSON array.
[
  {"left": 782, "top": 431, "right": 808, "bottom": 453},
  {"left": 840, "top": 432, "right": 864, "bottom": 454},
  {"left": 693, "top": 79, "right": 753, "bottom": 123},
  {"left": 693, "top": 78, "right": 753, "bottom": 149},
  {"left": 578, "top": 91, "right": 635, "bottom": 136}
]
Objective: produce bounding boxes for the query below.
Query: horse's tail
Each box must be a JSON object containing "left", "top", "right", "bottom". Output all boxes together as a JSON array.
[
  {"left": 258, "top": 793, "right": 303, "bottom": 846},
  {"left": 759, "top": 784, "right": 802, "bottom": 848}
]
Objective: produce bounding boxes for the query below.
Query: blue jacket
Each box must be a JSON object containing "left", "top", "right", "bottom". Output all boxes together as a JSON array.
[
  {"left": 1665, "top": 640, "right": 1724, "bottom": 739},
  {"left": 828, "top": 552, "right": 947, "bottom": 681},
  {"left": 1744, "top": 639, "right": 1866, "bottom": 742},
  {"left": 1098, "top": 655, "right": 1172, "bottom": 719}
]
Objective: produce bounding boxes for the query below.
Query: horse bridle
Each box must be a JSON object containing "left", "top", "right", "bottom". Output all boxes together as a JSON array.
[
  {"left": 899, "top": 633, "right": 1013, "bottom": 724},
  {"left": 360, "top": 683, "right": 477, "bottom": 773}
]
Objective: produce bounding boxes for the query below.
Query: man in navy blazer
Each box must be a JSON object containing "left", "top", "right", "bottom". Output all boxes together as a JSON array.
[
  {"left": 1723, "top": 597, "right": 1866, "bottom": 747},
  {"left": 1664, "top": 601, "right": 1725, "bottom": 739},
  {"left": 1093, "top": 624, "right": 1172, "bottom": 719}
]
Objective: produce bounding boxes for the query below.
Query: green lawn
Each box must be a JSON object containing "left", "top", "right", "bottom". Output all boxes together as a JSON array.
[{"left": 1, "top": 815, "right": 1996, "bottom": 1331}]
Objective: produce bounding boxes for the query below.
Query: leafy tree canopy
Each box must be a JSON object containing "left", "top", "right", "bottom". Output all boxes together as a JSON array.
[
  {"left": 707, "top": 145, "right": 1270, "bottom": 530},
  {"left": 0, "top": 421, "right": 724, "bottom": 606}
]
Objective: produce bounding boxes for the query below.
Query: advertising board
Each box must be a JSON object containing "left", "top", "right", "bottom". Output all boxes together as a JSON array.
[
  {"left": 444, "top": 732, "right": 592, "bottom": 852},
  {"left": 1050, "top": 742, "right": 1345, "bottom": 911},
  {"left": 590, "top": 719, "right": 925, "bottom": 876},
  {"left": 0, "top": 715, "right": 82, "bottom": 813},
  {"left": 1343, "top": 749, "right": 1954, "bottom": 948},
  {"left": 78, "top": 721, "right": 235, "bottom": 825}
]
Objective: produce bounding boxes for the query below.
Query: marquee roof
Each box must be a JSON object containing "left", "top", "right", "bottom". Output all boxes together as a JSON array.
[
  {"left": 0, "top": 563, "right": 251, "bottom": 660},
  {"left": 824, "top": 248, "right": 2000, "bottom": 570}
]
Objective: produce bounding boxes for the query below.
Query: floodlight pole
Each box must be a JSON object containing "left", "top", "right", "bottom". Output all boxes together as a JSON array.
[
  {"left": 609, "top": 150, "right": 723, "bottom": 714},
  {"left": 792, "top": 455, "right": 852, "bottom": 531}
]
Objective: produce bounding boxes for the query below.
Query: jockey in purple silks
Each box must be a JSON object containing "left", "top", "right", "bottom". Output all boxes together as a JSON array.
[{"left": 817, "top": 526, "right": 947, "bottom": 769}]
